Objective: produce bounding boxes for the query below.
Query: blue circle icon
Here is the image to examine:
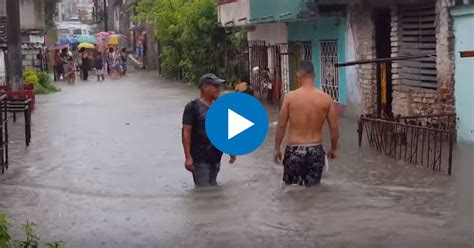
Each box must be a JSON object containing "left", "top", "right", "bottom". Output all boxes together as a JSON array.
[{"left": 206, "top": 93, "right": 269, "bottom": 156}]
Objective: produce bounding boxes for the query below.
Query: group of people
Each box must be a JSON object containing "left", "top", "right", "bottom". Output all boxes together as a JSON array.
[
  {"left": 53, "top": 46, "right": 128, "bottom": 84},
  {"left": 182, "top": 61, "right": 339, "bottom": 188}
]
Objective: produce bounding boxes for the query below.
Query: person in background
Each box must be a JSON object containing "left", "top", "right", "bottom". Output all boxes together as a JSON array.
[
  {"left": 108, "top": 47, "right": 117, "bottom": 78},
  {"left": 73, "top": 47, "right": 82, "bottom": 79},
  {"left": 60, "top": 48, "right": 70, "bottom": 80},
  {"left": 94, "top": 52, "right": 105, "bottom": 82},
  {"left": 136, "top": 39, "right": 144, "bottom": 63},
  {"left": 262, "top": 68, "right": 273, "bottom": 103},
  {"left": 81, "top": 50, "right": 91, "bottom": 81},
  {"left": 53, "top": 50, "right": 62, "bottom": 81},
  {"left": 112, "top": 48, "right": 122, "bottom": 79},
  {"left": 120, "top": 47, "right": 128, "bottom": 76},
  {"left": 65, "top": 56, "right": 76, "bottom": 85},
  {"left": 234, "top": 75, "right": 254, "bottom": 96},
  {"left": 106, "top": 47, "right": 111, "bottom": 75}
]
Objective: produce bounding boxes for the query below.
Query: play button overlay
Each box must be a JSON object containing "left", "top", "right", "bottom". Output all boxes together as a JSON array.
[
  {"left": 228, "top": 109, "right": 254, "bottom": 140},
  {"left": 206, "top": 93, "right": 268, "bottom": 156}
]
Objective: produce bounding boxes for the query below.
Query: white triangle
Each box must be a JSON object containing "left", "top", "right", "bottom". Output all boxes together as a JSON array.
[{"left": 228, "top": 109, "right": 254, "bottom": 140}]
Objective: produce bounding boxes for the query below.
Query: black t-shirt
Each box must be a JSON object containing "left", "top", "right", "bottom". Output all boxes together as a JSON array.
[
  {"left": 94, "top": 57, "right": 103, "bottom": 69},
  {"left": 182, "top": 99, "right": 223, "bottom": 164}
]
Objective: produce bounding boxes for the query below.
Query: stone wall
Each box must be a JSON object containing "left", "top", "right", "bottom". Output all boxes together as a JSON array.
[
  {"left": 349, "top": 0, "right": 456, "bottom": 117},
  {"left": 347, "top": 2, "right": 377, "bottom": 115},
  {"left": 22, "top": 49, "right": 41, "bottom": 69},
  {"left": 391, "top": 0, "right": 456, "bottom": 117}
]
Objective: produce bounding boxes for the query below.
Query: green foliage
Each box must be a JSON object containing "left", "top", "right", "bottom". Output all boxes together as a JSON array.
[
  {"left": 0, "top": 212, "right": 11, "bottom": 248},
  {"left": 44, "top": 0, "right": 60, "bottom": 28},
  {"left": 37, "top": 72, "right": 61, "bottom": 94},
  {"left": 23, "top": 69, "right": 39, "bottom": 87},
  {"left": 22, "top": 70, "right": 61, "bottom": 95},
  {"left": 13, "top": 221, "right": 40, "bottom": 248},
  {"left": 0, "top": 212, "right": 63, "bottom": 248},
  {"left": 134, "top": 0, "right": 247, "bottom": 84}
]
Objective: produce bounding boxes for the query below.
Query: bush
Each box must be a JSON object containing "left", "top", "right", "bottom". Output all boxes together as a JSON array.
[
  {"left": 37, "top": 72, "right": 61, "bottom": 94},
  {"left": 22, "top": 69, "right": 39, "bottom": 87},
  {"left": 0, "top": 212, "right": 11, "bottom": 248},
  {"left": 134, "top": 0, "right": 247, "bottom": 83},
  {"left": 0, "top": 212, "right": 62, "bottom": 248},
  {"left": 22, "top": 70, "right": 61, "bottom": 95}
]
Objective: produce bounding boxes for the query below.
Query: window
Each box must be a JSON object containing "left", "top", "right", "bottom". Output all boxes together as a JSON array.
[
  {"left": 300, "top": 43, "right": 312, "bottom": 62},
  {"left": 320, "top": 40, "right": 340, "bottom": 102},
  {"left": 398, "top": 2, "right": 437, "bottom": 89}
]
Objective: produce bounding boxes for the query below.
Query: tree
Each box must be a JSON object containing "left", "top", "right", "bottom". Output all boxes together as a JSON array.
[
  {"left": 44, "top": 0, "right": 60, "bottom": 28},
  {"left": 134, "top": 0, "right": 247, "bottom": 83}
]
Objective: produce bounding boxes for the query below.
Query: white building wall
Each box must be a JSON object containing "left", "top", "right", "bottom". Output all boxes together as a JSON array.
[
  {"left": 247, "top": 23, "right": 288, "bottom": 45},
  {"left": 19, "top": 0, "right": 45, "bottom": 30},
  {"left": 0, "top": 0, "right": 45, "bottom": 30},
  {"left": 248, "top": 23, "right": 288, "bottom": 75},
  {"left": 344, "top": 14, "right": 362, "bottom": 117},
  {"left": 218, "top": 0, "right": 250, "bottom": 26}
]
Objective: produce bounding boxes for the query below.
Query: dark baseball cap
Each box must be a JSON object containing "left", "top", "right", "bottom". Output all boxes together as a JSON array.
[{"left": 199, "top": 73, "right": 225, "bottom": 88}]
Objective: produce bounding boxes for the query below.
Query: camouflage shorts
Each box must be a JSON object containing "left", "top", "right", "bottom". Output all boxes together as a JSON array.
[{"left": 282, "top": 144, "right": 326, "bottom": 186}]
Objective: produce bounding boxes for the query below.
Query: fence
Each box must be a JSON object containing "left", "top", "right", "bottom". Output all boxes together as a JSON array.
[
  {"left": 358, "top": 114, "right": 456, "bottom": 175},
  {"left": 248, "top": 41, "right": 290, "bottom": 104},
  {"left": 248, "top": 40, "right": 268, "bottom": 100}
]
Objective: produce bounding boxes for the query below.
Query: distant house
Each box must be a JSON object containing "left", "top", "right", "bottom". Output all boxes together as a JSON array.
[
  {"left": 219, "top": 0, "right": 471, "bottom": 121},
  {"left": 106, "top": 0, "right": 159, "bottom": 70},
  {"left": 0, "top": 0, "right": 46, "bottom": 85}
]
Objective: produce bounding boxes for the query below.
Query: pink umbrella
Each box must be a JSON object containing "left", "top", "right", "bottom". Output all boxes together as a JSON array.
[{"left": 95, "top": 32, "right": 110, "bottom": 43}]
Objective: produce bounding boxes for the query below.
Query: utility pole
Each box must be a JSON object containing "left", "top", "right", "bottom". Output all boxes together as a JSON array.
[
  {"left": 103, "top": 0, "right": 108, "bottom": 32},
  {"left": 6, "top": 0, "right": 23, "bottom": 90}
]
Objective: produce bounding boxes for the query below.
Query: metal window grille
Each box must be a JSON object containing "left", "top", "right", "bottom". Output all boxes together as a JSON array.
[
  {"left": 249, "top": 40, "right": 268, "bottom": 97},
  {"left": 320, "top": 40, "right": 340, "bottom": 102},
  {"left": 277, "top": 43, "right": 290, "bottom": 95},
  {"left": 301, "top": 43, "right": 312, "bottom": 61}
]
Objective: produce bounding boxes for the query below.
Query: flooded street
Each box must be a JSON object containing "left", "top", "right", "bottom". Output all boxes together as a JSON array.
[{"left": 0, "top": 71, "right": 472, "bottom": 247}]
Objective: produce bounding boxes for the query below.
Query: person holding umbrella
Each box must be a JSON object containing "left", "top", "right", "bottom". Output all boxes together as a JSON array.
[{"left": 80, "top": 47, "right": 91, "bottom": 81}]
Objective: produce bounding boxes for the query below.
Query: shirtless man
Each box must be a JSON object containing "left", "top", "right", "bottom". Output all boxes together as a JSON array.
[{"left": 274, "top": 61, "right": 339, "bottom": 186}]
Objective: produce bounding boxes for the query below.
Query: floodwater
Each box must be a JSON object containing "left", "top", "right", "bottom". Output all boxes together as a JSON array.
[{"left": 0, "top": 71, "right": 472, "bottom": 247}]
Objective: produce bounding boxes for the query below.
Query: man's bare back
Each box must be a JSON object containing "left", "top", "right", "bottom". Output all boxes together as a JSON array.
[
  {"left": 285, "top": 87, "right": 333, "bottom": 144},
  {"left": 274, "top": 61, "right": 339, "bottom": 185},
  {"left": 274, "top": 61, "right": 339, "bottom": 160}
]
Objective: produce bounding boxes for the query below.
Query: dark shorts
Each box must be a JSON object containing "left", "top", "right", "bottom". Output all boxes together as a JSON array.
[
  {"left": 193, "top": 162, "right": 220, "bottom": 187},
  {"left": 282, "top": 144, "right": 326, "bottom": 186}
]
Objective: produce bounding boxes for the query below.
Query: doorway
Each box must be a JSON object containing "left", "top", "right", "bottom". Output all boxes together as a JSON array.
[{"left": 375, "top": 9, "right": 393, "bottom": 116}]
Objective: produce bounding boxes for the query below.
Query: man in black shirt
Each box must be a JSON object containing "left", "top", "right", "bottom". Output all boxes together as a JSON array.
[{"left": 182, "top": 73, "right": 236, "bottom": 187}]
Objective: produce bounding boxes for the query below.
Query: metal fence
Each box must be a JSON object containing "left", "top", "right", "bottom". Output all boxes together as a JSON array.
[
  {"left": 358, "top": 114, "right": 456, "bottom": 175},
  {"left": 249, "top": 40, "right": 268, "bottom": 100}
]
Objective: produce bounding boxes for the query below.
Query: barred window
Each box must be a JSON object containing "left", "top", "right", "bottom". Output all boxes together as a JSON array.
[{"left": 398, "top": 2, "right": 437, "bottom": 89}]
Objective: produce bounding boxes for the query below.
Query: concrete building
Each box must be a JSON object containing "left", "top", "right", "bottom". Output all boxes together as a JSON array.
[
  {"left": 106, "top": 0, "right": 159, "bottom": 70},
  {"left": 218, "top": 0, "right": 470, "bottom": 126},
  {"left": 451, "top": 2, "right": 474, "bottom": 142},
  {"left": 0, "top": 0, "right": 46, "bottom": 85}
]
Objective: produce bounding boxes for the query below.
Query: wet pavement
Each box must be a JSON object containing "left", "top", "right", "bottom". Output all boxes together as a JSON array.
[{"left": 0, "top": 71, "right": 472, "bottom": 248}]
